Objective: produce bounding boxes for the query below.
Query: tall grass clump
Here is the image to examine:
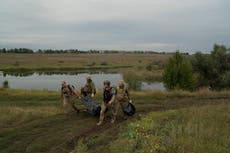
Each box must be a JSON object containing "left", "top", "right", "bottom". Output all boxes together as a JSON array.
[{"left": 110, "top": 103, "right": 230, "bottom": 153}]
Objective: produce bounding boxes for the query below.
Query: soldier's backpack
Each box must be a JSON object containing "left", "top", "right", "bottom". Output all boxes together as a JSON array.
[{"left": 61, "top": 85, "right": 75, "bottom": 96}]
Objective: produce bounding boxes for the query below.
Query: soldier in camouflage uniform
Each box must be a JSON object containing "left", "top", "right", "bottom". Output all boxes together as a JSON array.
[
  {"left": 97, "top": 80, "right": 118, "bottom": 126},
  {"left": 61, "top": 81, "right": 80, "bottom": 114},
  {"left": 116, "top": 80, "right": 131, "bottom": 119},
  {"left": 81, "top": 75, "right": 96, "bottom": 98}
]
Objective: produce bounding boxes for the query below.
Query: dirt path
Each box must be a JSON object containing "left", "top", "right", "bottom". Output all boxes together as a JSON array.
[{"left": 0, "top": 97, "right": 229, "bottom": 153}]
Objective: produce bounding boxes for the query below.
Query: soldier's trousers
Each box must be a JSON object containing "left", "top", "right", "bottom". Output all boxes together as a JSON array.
[
  {"left": 99, "top": 101, "right": 119, "bottom": 122},
  {"left": 118, "top": 99, "right": 129, "bottom": 116},
  {"left": 63, "top": 96, "right": 78, "bottom": 113}
]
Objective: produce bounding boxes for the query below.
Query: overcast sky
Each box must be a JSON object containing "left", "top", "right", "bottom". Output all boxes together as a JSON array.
[{"left": 0, "top": 0, "right": 229, "bottom": 53}]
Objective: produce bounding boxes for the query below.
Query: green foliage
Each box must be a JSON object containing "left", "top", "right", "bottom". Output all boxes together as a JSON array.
[
  {"left": 2, "top": 80, "right": 9, "bottom": 88},
  {"left": 0, "top": 48, "right": 34, "bottom": 53},
  {"left": 192, "top": 44, "right": 230, "bottom": 89},
  {"left": 123, "top": 71, "right": 142, "bottom": 90},
  {"left": 191, "top": 52, "right": 214, "bottom": 87},
  {"left": 110, "top": 104, "right": 230, "bottom": 153},
  {"left": 163, "top": 51, "right": 195, "bottom": 91}
]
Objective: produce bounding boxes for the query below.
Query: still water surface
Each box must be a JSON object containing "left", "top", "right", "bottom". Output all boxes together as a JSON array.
[{"left": 0, "top": 71, "right": 165, "bottom": 91}]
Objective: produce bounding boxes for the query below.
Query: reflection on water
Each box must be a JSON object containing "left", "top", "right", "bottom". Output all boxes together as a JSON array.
[{"left": 0, "top": 71, "right": 165, "bottom": 91}]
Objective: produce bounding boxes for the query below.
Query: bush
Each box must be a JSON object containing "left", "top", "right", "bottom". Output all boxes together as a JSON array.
[
  {"left": 2, "top": 80, "right": 9, "bottom": 88},
  {"left": 100, "top": 62, "right": 108, "bottom": 66},
  {"left": 123, "top": 71, "right": 142, "bottom": 90},
  {"left": 191, "top": 44, "right": 230, "bottom": 89},
  {"left": 163, "top": 51, "right": 196, "bottom": 91}
]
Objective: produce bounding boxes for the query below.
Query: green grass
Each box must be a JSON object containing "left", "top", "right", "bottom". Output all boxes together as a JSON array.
[
  {"left": 110, "top": 104, "right": 230, "bottom": 153},
  {"left": 0, "top": 88, "right": 229, "bottom": 153}
]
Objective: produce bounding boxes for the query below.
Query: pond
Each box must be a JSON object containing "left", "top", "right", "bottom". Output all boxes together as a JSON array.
[{"left": 0, "top": 71, "right": 165, "bottom": 91}]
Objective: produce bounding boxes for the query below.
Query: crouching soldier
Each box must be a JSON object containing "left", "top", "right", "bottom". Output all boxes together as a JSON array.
[
  {"left": 61, "top": 81, "right": 80, "bottom": 114},
  {"left": 97, "top": 80, "right": 118, "bottom": 126},
  {"left": 116, "top": 80, "right": 131, "bottom": 120}
]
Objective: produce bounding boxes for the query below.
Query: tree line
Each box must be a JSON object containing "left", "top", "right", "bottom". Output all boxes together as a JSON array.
[
  {"left": 0, "top": 48, "right": 34, "bottom": 53},
  {"left": 163, "top": 44, "right": 230, "bottom": 90},
  {"left": 0, "top": 48, "right": 189, "bottom": 55}
]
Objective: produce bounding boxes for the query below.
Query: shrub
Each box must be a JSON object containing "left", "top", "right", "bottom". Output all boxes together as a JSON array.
[
  {"left": 123, "top": 71, "right": 142, "bottom": 90},
  {"left": 191, "top": 44, "right": 230, "bottom": 89},
  {"left": 2, "top": 80, "right": 9, "bottom": 88},
  {"left": 100, "top": 62, "right": 108, "bottom": 66},
  {"left": 163, "top": 51, "right": 196, "bottom": 91}
]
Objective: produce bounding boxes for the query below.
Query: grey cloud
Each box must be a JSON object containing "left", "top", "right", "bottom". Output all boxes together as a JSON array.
[{"left": 0, "top": 0, "right": 230, "bottom": 52}]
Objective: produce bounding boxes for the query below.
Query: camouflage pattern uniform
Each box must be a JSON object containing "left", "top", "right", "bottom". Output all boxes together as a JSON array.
[
  {"left": 82, "top": 81, "right": 96, "bottom": 97},
  {"left": 97, "top": 86, "right": 118, "bottom": 125},
  {"left": 116, "top": 86, "right": 130, "bottom": 118},
  {"left": 61, "top": 85, "right": 79, "bottom": 113}
]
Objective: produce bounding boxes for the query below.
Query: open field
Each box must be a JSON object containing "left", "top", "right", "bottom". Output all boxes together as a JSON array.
[
  {"left": 0, "top": 53, "right": 171, "bottom": 71},
  {"left": 0, "top": 88, "right": 229, "bottom": 153}
]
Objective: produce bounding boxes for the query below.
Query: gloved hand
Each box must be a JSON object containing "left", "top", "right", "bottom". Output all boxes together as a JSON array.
[{"left": 91, "top": 93, "right": 95, "bottom": 97}]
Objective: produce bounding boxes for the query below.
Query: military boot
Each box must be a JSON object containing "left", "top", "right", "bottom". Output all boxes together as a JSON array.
[{"left": 97, "top": 121, "right": 103, "bottom": 126}]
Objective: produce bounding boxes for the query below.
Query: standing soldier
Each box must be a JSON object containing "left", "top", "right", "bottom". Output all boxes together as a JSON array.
[
  {"left": 116, "top": 80, "right": 131, "bottom": 120},
  {"left": 81, "top": 75, "right": 96, "bottom": 98},
  {"left": 61, "top": 81, "right": 80, "bottom": 114},
  {"left": 97, "top": 80, "right": 118, "bottom": 126}
]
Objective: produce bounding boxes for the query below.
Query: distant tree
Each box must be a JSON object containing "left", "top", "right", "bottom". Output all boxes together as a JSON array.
[
  {"left": 211, "top": 44, "right": 229, "bottom": 73},
  {"left": 191, "top": 44, "right": 230, "bottom": 89},
  {"left": 163, "top": 51, "right": 196, "bottom": 91},
  {"left": 191, "top": 52, "right": 215, "bottom": 87},
  {"left": 0, "top": 48, "right": 6, "bottom": 53}
]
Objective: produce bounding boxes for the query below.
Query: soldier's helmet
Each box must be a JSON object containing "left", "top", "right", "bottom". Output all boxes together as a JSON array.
[
  {"left": 103, "top": 80, "right": 110, "bottom": 86},
  {"left": 61, "top": 81, "right": 67, "bottom": 87},
  {"left": 86, "top": 75, "right": 91, "bottom": 80},
  {"left": 119, "top": 80, "right": 125, "bottom": 88},
  {"left": 86, "top": 75, "right": 92, "bottom": 82}
]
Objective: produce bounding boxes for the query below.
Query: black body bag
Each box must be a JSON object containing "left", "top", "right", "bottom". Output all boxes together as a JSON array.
[{"left": 123, "top": 102, "right": 136, "bottom": 116}]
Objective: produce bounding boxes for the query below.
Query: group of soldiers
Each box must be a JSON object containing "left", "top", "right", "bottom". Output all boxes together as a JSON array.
[{"left": 61, "top": 76, "right": 131, "bottom": 126}]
